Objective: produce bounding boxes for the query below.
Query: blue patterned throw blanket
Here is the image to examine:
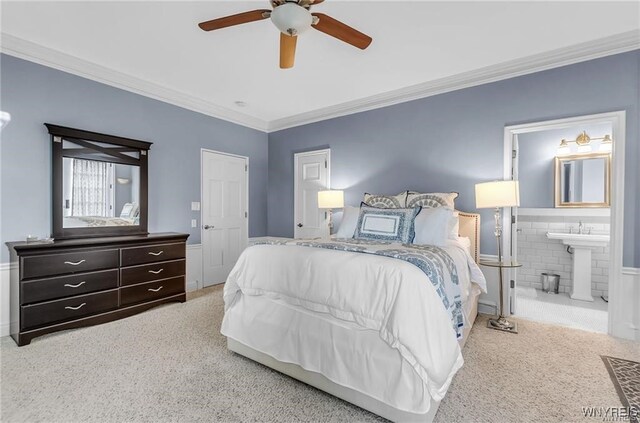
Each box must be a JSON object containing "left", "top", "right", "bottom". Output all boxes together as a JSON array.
[{"left": 252, "top": 238, "right": 464, "bottom": 338}]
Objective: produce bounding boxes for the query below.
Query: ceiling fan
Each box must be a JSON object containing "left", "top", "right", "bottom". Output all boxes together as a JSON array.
[{"left": 198, "top": 0, "right": 372, "bottom": 69}]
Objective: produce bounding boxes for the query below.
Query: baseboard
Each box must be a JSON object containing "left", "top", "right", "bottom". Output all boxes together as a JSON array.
[
  {"left": 478, "top": 300, "right": 497, "bottom": 315},
  {"left": 186, "top": 244, "right": 203, "bottom": 292},
  {"left": 0, "top": 262, "right": 16, "bottom": 337},
  {"left": 614, "top": 267, "right": 640, "bottom": 341}
]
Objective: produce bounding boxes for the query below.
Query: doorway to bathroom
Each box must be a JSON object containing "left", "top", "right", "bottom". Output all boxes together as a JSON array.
[{"left": 503, "top": 112, "right": 626, "bottom": 335}]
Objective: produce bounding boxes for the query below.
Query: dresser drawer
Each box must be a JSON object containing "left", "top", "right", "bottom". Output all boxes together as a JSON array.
[
  {"left": 21, "top": 289, "right": 119, "bottom": 330},
  {"left": 120, "top": 259, "right": 185, "bottom": 287},
  {"left": 120, "top": 277, "right": 184, "bottom": 307},
  {"left": 21, "top": 249, "right": 119, "bottom": 280},
  {"left": 121, "top": 243, "right": 185, "bottom": 267},
  {"left": 21, "top": 269, "right": 119, "bottom": 305}
]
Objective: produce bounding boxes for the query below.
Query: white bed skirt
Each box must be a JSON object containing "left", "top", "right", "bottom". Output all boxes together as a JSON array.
[
  {"left": 228, "top": 338, "right": 441, "bottom": 422},
  {"left": 225, "top": 286, "right": 480, "bottom": 422}
]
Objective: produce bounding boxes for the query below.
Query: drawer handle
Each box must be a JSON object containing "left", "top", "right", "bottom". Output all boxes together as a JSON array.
[
  {"left": 64, "top": 259, "right": 86, "bottom": 266},
  {"left": 148, "top": 251, "right": 164, "bottom": 256},
  {"left": 148, "top": 269, "right": 164, "bottom": 275},
  {"left": 148, "top": 286, "right": 163, "bottom": 292},
  {"left": 64, "top": 281, "right": 86, "bottom": 288},
  {"left": 65, "top": 303, "right": 86, "bottom": 311}
]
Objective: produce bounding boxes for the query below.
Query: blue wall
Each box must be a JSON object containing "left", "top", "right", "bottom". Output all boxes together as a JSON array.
[
  {"left": 268, "top": 50, "right": 639, "bottom": 267},
  {"left": 0, "top": 54, "right": 268, "bottom": 262}
]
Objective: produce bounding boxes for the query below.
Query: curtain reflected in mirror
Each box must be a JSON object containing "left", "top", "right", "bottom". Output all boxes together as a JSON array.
[{"left": 555, "top": 153, "right": 610, "bottom": 208}]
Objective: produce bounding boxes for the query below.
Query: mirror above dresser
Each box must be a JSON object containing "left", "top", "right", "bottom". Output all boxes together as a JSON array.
[{"left": 46, "top": 124, "right": 151, "bottom": 239}]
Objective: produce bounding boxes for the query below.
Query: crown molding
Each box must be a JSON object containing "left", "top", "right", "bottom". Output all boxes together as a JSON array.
[
  {"left": 2, "top": 30, "right": 638, "bottom": 134},
  {"left": 267, "top": 30, "right": 640, "bottom": 132},
  {"left": 0, "top": 33, "right": 270, "bottom": 132}
]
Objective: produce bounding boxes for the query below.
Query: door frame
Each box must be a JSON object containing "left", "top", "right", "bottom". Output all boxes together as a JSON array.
[
  {"left": 503, "top": 111, "right": 626, "bottom": 338},
  {"left": 293, "top": 148, "right": 331, "bottom": 238},
  {"left": 200, "top": 148, "right": 249, "bottom": 286}
]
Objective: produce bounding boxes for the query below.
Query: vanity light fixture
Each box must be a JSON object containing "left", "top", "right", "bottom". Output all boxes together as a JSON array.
[{"left": 556, "top": 131, "right": 613, "bottom": 155}]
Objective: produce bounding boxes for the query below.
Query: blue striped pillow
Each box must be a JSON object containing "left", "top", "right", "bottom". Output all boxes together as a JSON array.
[{"left": 354, "top": 203, "right": 421, "bottom": 243}]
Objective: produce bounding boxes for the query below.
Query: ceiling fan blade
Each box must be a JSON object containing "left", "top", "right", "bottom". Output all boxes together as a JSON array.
[
  {"left": 311, "top": 13, "right": 372, "bottom": 50},
  {"left": 280, "top": 33, "right": 298, "bottom": 69},
  {"left": 198, "top": 9, "right": 271, "bottom": 31},
  {"left": 299, "top": 0, "right": 324, "bottom": 6}
]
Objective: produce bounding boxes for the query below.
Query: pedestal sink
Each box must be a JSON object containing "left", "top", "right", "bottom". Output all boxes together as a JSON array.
[{"left": 546, "top": 232, "right": 610, "bottom": 301}]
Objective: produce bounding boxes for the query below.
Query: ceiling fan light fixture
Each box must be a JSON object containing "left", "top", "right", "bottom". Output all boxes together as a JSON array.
[{"left": 271, "top": 3, "right": 313, "bottom": 36}]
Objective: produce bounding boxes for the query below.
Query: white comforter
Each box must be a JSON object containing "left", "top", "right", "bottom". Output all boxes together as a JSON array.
[{"left": 222, "top": 239, "right": 486, "bottom": 410}]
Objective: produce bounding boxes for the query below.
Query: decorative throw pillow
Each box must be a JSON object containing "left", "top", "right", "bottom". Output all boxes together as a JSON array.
[
  {"left": 413, "top": 207, "right": 453, "bottom": 246},
  {"left": 335, "top": 205, "right": 360, "bottom": 238},
  {"left": 363, "top": 191, "right": 407, "bottom": 208},
  {"left": 406, "top": 191, "right": 458, "bottom": 209},
  {"left": 354, "top": 203, "right": 420, "bottom": 243}
]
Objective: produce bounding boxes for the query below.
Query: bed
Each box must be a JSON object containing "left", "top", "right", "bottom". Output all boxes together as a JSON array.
[
  {"left": 221, "top": 210, "right": 483, "bottom": 422},
  {"left": 63, "top": 216, "right": 137, "bottom": 227}
]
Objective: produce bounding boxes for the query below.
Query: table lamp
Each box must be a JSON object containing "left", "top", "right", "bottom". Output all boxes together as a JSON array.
[
  {"left": 475, "top": 180, "right": 520, "bottom": 333},
  {"left": 318, "top": 190, "right": 344, "bottom": 236}
]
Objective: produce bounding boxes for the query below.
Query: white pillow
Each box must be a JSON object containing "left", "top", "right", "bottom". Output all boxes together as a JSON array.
[
  {"left": 335, "top": 206, "right": 360, "bottom": 238},
  {"left": 413, "top": 207, "right": 453, "bottom": 246},
  {"left": 448, "top": 211, "right": 460, "bottom": 239}
]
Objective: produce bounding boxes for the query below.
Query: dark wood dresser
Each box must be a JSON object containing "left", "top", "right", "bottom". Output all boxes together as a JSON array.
[{"left": 6, "top": 233, "right": 189, "bottom": 346}]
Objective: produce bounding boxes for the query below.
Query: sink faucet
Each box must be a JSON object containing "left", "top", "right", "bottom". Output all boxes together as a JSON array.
[{"left": 578, "top": 221, "right": 584, "bottom": 234}]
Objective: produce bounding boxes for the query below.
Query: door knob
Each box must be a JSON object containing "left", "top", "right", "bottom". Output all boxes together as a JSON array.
[
  {"left": 203, "top": 225, "right": 214, "bottom": 230},
  {"left": 297, "top": 223, "right": 303, "bottom": 228}
]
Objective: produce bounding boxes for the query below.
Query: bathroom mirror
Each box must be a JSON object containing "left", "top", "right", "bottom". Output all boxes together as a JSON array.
[
  {"left": 47, "top": 123, "right": 152, "bottom": 239},
  {"left": 555, "top": 152, "right": 610, "bottom": 208}
]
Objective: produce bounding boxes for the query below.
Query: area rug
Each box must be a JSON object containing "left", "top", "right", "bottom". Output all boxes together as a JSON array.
[{"left": 602, "top": 356, "right": 640, "bottom": 423}]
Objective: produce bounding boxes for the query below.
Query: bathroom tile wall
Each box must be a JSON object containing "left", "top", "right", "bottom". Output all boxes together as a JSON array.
[{"left": 516, "top": 214, "right": 610, "bottom": 299}]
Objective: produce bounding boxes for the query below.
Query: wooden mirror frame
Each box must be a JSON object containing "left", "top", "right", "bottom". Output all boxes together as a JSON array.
[
  {"left": 46, "top": 124, "right": 152, "bottom": 239},
  {"left": 554, "top": 152, "right": 611, "bottom": 208}
]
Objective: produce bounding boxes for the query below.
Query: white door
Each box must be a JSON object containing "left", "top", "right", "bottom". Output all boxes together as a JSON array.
[
  {"left": 294, "top": 149, "right": 330, "bottom": 239},
  {"left": 201, "top": 150, "right": 248, "bottom": 286}
]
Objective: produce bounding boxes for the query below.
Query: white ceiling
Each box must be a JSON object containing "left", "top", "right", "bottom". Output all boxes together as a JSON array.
[{"left": 2, "top": 1, "right": 639, "bottom": 131}]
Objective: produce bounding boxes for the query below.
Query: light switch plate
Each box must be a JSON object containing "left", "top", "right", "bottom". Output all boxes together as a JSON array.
[
  {"left": 191, "top": 219, "right": 197, "bottom": 228},
  {"left": 191, "top": 202, "right": 200, "bottom": 211}
]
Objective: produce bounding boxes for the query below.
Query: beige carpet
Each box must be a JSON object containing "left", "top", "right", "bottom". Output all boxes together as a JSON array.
[{"left": 1, "top": 285, "right": 638, "bottom": 422}]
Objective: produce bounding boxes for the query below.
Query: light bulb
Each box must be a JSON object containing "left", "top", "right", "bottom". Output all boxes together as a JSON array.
[
  {"left": 599, "top": 135, "right": 612, "bottom": 152},
  {"left": 577, "top": 144, "right": 592, "bottom": 153},
  {"left": 556, "top": 139, "right": 570, "bottom": 155}
]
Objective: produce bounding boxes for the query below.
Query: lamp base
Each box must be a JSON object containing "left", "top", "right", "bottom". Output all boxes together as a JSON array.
[{"left": 487, "top": 316, "right": 518, "bottom": 334}]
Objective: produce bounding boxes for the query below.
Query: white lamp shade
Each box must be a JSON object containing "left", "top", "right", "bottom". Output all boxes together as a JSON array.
[
  {"left": 475, "top": 181, "right": 520, "bottom": 209},
  {"left": 318, "top": 190, "right": 344, "bottom": 209}
]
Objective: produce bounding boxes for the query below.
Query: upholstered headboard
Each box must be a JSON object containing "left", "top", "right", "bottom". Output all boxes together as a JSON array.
[{"left": 457, "top": 211, "right": 480, "bottom": 263}]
